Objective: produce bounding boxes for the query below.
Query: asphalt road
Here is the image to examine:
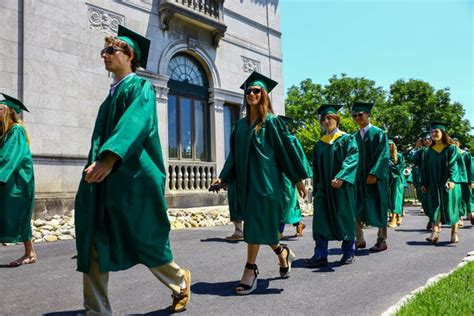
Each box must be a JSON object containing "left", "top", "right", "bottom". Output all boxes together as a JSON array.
[{"left": 1, "top": 207, "right": 473, "bottom": 316}]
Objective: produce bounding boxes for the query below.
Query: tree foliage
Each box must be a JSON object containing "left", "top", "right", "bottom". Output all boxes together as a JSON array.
[{"left": 285, "top": 75, "right": 472, "bottom": 159}]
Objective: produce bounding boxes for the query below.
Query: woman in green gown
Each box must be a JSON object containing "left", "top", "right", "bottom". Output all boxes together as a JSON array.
[
  {"left": 212, "top": 71, "right": 311, "bottom": 295},
  {"left": 305, "top": 104, "right": 359, "bottom": 268},
  {"left": 421, "top": 122, "right": 463, "bottom": 244},
  {"left": 451, "top": 134, "right": 472, "bottom": 226},
  {"left": 387, "top": 139, "right": 406, "bottom": 228},
  {"left": 0, "top": 93, "right": 36, "bottom": 266}
]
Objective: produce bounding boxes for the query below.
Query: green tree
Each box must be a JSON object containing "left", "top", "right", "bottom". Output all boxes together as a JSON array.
[{"left": 379, "top": 79, "right": 471, "bottom": 151}]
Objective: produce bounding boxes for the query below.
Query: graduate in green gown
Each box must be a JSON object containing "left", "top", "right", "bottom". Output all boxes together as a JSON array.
[
  {"left": 278, "top": 119, "right": 307, "bottom": 239},
  {"left": 212, "top": 71, "right": 311, "bottom": 295},
  {"left": 351, "top": 101, "right": 390, "bottom": 252},
  {"left": 408, "top": 129, "right": 432, "bottom": 229},
  {"left": 0, "top": 94, "right": 36, "bottom": 267},
  {"left": 421, "top": 122, "right": 463, "bottom": 244},
  {"left": 304, "top": 104, "right": 359, "bottom": 268},
  {"left": 387, "top": 138, "right": 407, "bottom": 228},
  {"left": 74, "top": 26, "right": 190, "bottom": 314},
  {"left": 451, "top": 134, "right": 473, "bottom": 226}
]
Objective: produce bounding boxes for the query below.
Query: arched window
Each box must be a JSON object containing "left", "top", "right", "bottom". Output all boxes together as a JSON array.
[{"left": 167, "top": 53, "right": 209, "bottom": 160}]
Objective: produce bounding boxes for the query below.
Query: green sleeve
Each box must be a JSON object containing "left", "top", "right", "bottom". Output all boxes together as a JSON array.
[
  {"left": 369, "top": 131, "right": 389, "bottom": 179},
  {"left": 97, "top": 80, "right": 155, "bottom": 162},
  {"left": 447, "top": 145, "right": 459, "bottom": 182},
  {"left": 269, "top": 116, "right": 312, "bottom": 184},
  {"left": 0, "top": 125, "right": 28, "bottom": 183},
  {"left": 219, "top": 126, "right": 236, "bottom": 183},
  {"left": 335, "top": 135, "right": 359, "bottom": 185},
  {"left": 311, "top": 143, "right": 319, "bottom": 196}
]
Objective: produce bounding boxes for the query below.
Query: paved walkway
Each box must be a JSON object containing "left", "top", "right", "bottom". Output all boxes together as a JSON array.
[{"left": 1, "top": 207, "right": 473, "bottom": 315}]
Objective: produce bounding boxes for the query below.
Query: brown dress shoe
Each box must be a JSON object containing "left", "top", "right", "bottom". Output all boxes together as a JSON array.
[
  {"left": 296, "top": 223, "right": 306, "bottom": 237},
  {"left": 355, "top": 241, "right": 366, "bottom": 249},
  {"left": 170, "top": 269, "right": 191, "bottom": 313},
  {"left": 369, "top": 241, "right": 387, "bottom": 252}
]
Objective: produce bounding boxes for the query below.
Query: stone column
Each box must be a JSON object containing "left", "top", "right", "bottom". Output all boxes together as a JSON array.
[
  {"left": 137, "top": 70, "right": 171, "bottom": 191},
  {"left": 209, "top": 88, "right": 226, "bottom": 175}
]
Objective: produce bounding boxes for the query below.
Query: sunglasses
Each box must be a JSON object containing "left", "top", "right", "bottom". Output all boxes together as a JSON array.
[
  {"left": 246, "top": 88, "right": 262, "bottom": 95},
  {"left": 352, "top": 112, "right": 365, "bottom": 118},
  {"left": 100, "top": 46, "right": 124, "bottom": 56}
]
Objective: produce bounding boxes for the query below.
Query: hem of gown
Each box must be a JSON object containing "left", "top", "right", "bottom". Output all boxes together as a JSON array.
[
  {"left": 76, "top": 257, "right": 174, "bottom": 274},
  {"left": 0, "top": 235, "right": 32, "bottom": 243}
]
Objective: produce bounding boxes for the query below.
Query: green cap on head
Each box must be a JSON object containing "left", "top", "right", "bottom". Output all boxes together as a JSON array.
[
  {"left": 351, "top": 101, "right": 374, "bottom": 113},
  {"left": 317, "top": 104, "right": 342, "bottom": 116},
  {"left": 429, "top": 121, "right": 448, "bottom": 132},
  {"left": 419, "top": 128, "right": 431, "bottom": 139},
  {"left": 0, "top": 93, "right": 29, "bottom": 113},
  {"left": 117, "top": 25, "right": 150, "bottom": 69},
  {"left": 450, "top": 133, "right": 463, "bottom": 142},
  {"left": 240, "top": 71, "right": 278, "bottom": 93}
]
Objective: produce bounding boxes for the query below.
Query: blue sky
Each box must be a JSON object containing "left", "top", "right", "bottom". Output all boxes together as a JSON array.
[{"left": 280, "top": 0, "right": 473, "bottom": 127}]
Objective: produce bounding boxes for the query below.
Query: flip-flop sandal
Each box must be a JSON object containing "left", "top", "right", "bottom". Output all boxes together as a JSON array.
[{"left": 9, "top": 255, "right": 37, "bottom": 267}]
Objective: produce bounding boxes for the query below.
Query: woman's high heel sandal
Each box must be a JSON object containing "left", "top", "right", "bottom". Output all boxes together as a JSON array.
[
  {"left": 450, "top": 232, "right": 459, "bottom": 243},
  {"left": 235, "top": 263, "right": 259, "bottom": 295},
  {"left": 274, "top": 245, "right": 296, "bottom": 278}
]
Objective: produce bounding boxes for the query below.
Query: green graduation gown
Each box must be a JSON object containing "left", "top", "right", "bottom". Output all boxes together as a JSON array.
[
  {"left": 0, "top": 125, "right": 34, "bottom": 243},
  {"left": 388, "top": 153, "right": 406, "bottom": 215},
  {"left": 408, "top": 148, "right": 430, "bottom": 216},
  {"left": 460, "top": 150, "right": 473, "bottom": 215},
  {"left": 281, "top": 137, "right": 311, "bottom": 225},
  {"left": 219, "top": 114, "right": 311, "bottom": 245},
  {"left": 421, "top": 145, "right": 462, "bottom": 225},
  {"left": 75, "top": 74, "right": 173, "bottom": 273},
  {"left": 354, "top": 126, "right": 390, "bottom": 227},
  {"left": 312, "top": 132, "right": 359, "bottom": 241}
]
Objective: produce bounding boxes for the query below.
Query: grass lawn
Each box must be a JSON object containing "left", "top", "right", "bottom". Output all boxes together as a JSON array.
[{"left": 396, "top": 261, "right": 474, "bottom": 315}]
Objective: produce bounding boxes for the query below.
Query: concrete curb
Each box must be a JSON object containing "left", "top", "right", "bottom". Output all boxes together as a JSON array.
[{"left": 381, "top": 250, "right": 474, "bottom": 316}]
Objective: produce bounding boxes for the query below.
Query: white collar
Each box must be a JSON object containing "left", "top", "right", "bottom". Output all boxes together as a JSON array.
[{"left": 109, "top": 72, "right": 136, "bottom": 96}]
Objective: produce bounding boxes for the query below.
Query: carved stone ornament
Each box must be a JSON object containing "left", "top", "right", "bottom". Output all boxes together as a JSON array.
[
  {"left": 242, "top": 56, "right": 261, "bottom": 73},
  {"left": 87, "top": 4, "right": 125, "bottom": 34}
]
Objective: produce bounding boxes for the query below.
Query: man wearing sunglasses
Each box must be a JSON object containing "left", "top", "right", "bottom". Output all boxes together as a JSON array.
[
  {"left": 74, "top": 25, "right": 191, "bottom": 314},
  {"left": 351, "top": 102, "right": 390, "bottom": 252}
]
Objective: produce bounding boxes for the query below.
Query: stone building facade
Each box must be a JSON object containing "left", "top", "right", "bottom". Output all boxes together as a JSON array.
[{"left": 0, "top": 0, "right": 283, "bottom": 217}]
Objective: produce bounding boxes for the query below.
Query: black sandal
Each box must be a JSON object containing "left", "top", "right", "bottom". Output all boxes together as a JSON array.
[
  {"left": 274, "top": 245, "right": 296, "bottom": 278},
  {"left": 235, "top": 263, "right": 259, "bottom": 295}
]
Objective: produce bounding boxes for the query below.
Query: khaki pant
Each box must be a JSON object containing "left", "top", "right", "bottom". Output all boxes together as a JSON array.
[
  {"left": 355, "top": 221, "right": 388, "bottom": 243},
  {"left": 83, "top": 248, "right": 185, "bottom": 315}
]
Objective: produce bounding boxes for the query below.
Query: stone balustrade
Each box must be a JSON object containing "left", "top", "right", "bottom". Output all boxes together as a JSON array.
[{"left": 168, "top": 161, "right": 216, "bottom": 191}]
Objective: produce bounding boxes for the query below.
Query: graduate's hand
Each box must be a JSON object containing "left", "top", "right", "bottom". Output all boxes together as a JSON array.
[
  {"left": 296, "top": 180, "right": 307, "bottom": 199},
  {"left": 331, "top": 178, "right": 344, "bottom": 189},
  {"left": 421, "top": 186, "right": 427, "bottom": 193},
  {"left": 211, "top": 178, "right": 223, "bottom": 186},
  {"left": 471, "top": 183, "right": 474, "bottom": 189},
  {"left": 84, "top": 153, "right": 118, "bottom": 183},
  {"left": 446, "top": 181, "right": 455, "bottom": 190},
  {"left": 415, "top": 139, "right": 422, "bottom": 149},
  {"left": 366, "top": 174, "right": 378, "bottom": 184}
]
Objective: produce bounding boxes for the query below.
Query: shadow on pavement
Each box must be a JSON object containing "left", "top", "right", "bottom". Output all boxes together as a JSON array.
[
  {"left": 129, "top": 307, "right": 171, "bottom": 316},
  {"left": 191, "top": 279, "right": 283, "bottom": 296},
  {"left": 43, "top": 310, "right": 85, "bottom": 316},
  {"left": 395, "top": 229, "right": 430, "bottom": 233},
  {"left": 199, "top": 237, "right": 240, "bottom": 244},
  {"left": 355, "top": 249, "right": 370, "bottom": 256}
]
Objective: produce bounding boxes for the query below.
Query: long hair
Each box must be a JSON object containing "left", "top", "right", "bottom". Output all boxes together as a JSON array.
[
  {"left": 389, "top": 143, "right": 398, "bottom": 163},
  {"left": 430, "top": 130, "right": 456, "bottom": 147},
  {"left": 0, "top": 106, "right": 30, "bottom": 144},
  {"left": 245, "top": 88, "right": 274, "bottom": 132}
]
